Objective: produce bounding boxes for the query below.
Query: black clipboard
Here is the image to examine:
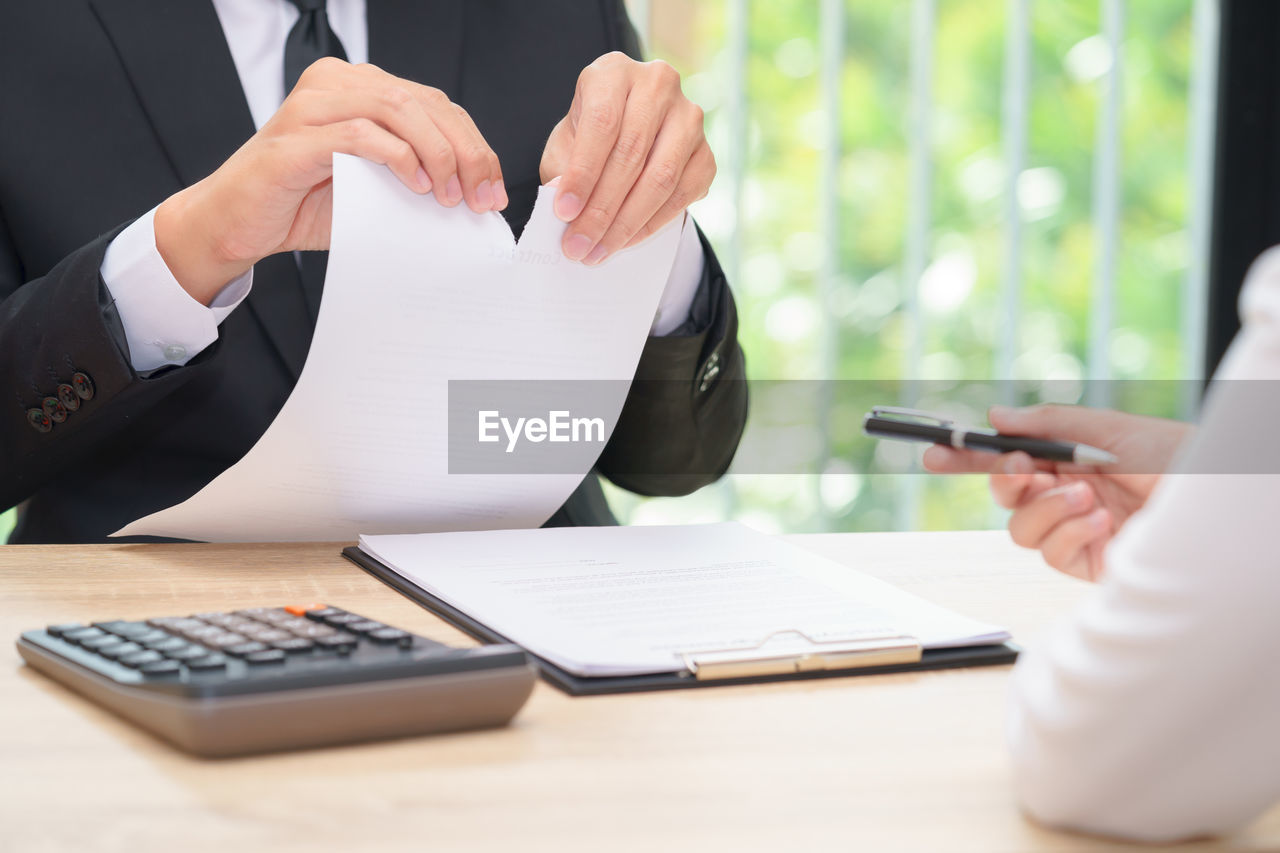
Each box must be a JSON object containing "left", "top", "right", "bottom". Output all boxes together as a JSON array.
[{"left": 342, "top": 546, "right": 1019, "bottom": 696}]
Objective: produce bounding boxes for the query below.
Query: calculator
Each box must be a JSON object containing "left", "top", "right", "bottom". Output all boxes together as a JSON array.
[{"left": 15, "top": 604, "right": 536, "bottom": 757}]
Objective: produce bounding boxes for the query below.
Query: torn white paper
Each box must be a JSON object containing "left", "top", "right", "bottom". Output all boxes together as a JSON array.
[{"left": 116, "top": 154, "right": 681, "bottom": 542}]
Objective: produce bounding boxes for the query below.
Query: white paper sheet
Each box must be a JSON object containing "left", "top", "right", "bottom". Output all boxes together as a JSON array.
[
  {"left": 116, "top": 154, "right": 682, "bottom": 542},
  {"left": 358, "top": 522, "right": 1011, "bottom": 677}
]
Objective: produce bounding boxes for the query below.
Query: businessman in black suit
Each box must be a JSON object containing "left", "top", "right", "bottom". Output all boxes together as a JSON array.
[{"left": 0, "top": 0, "right": 747, "bottom": 543}]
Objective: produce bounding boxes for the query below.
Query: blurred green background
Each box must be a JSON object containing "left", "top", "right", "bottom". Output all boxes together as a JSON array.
[
  {"left": 0, "top": 0, "right": 1200, "bottom": 543},
  {"left": 604, "top": 0, "right": 1202, "bottom": 533}
]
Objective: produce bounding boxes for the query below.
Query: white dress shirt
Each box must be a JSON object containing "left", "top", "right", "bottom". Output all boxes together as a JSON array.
[
  {"left": 101, "top": 0, "right": 704, "bottom": 373},
  {"left": 1008, "top": 249, "right": 1280, "bottom": 841}
]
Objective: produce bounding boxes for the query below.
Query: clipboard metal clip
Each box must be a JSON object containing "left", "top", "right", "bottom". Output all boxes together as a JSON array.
[{"left": 678, "top": 629, "right": 922, "bottom": 681}]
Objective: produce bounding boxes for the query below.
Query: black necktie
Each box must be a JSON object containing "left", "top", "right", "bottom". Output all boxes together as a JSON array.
[
  {"left": 284, "top": 0, "right": 348, "bottom": 94},
  {"left": 283, "top": 0, "right": 347, "bottom": 324}
]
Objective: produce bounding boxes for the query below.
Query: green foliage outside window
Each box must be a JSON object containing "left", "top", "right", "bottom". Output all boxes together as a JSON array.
[{"left": 606, "top": 0, "right": 1198, "bottom": 533}]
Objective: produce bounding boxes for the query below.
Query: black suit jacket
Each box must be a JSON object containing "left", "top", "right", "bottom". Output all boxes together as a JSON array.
[{"left": 0, "top": 0, "right": 747, "bottom": 543}]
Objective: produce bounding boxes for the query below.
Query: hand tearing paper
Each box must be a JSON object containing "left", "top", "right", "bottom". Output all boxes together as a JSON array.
[{"left": 115, "top": 154, "right": 683, "bottom": 542}]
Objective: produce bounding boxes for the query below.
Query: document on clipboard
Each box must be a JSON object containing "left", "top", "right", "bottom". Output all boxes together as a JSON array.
[{"left": 351, "top": 523, "right": 1012, "bottom": 688}]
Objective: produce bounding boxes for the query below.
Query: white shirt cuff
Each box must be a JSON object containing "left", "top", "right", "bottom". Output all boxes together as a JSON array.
[
  {"left": 650, "top": 213, "right": 706, "bottom": 336},
  {"left": 100, "top": 207, "right": 253, "bottom": 373}
]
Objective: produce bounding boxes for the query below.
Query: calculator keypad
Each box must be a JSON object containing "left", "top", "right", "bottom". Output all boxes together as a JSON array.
[{"left": 47, "top": 605, "right": 416, "bottom": 681}]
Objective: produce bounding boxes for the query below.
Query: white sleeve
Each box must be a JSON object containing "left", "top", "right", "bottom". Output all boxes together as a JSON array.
[
  {"left": 100, "top": 207, "right": 253, "bottom": 373},
  {"left": 1007, "top": 247, "right": 1280, "bottom": 842},
  {"left": 649, "top": 213, "right": 706, "bottom": 337}
]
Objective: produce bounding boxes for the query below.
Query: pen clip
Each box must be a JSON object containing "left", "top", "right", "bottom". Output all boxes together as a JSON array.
[{"left": 868, "top": 406, "right": 955, "bottom": 428}]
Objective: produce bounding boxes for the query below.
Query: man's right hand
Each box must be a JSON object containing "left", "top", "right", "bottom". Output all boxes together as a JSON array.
[
  {"left": 923, "top": 405, "right": 1193, "bottom": 581},
  {"left": 153, "top": 58, "right": 507, "bottom": 305}
]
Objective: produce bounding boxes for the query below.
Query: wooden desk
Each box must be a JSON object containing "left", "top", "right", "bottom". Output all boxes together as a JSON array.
[{"left": 2, "top": 532, "right": 1276, "bottom": 852}]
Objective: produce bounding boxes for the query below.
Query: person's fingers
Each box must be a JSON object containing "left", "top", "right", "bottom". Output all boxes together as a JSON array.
[
  {"left": 553, "top": 63, "right": 629, "bottom": 233},
  {"left": 1007, "top": 481, "right": 1096, "bottom": 549},
  {"left": 564, "top": 67, "right": 681, "bottom": 263},
  {"left": 922, "top": 445, "right": 999, "bottom": 473},
  {"left": 421, "top": 96, "right": 504, "bottom": 212},
  {"left": 539, "top": 117, "right": 573, "bottom": 185},
  {"left": 289, "top": 55, "right": 355, "bottom": 93},
  {"left": 299, "top": 119, "right": 426, "bottom": 194},
  {"left": 284, "top": 62, "right": 495, "bottom": 209},
  {"left": 283, "top": 86, "right": 447, "bottom": 194},
  {"left": 352, "top": 63, "right": 501, "bottom": 211},
  {"left": 623, "top": 140, "right": 715, "bottom": 248},
  {"left": 1083, "top": 536, "right": 1109, "bottom": 582},
  {"left": 987, "top": 452, "right": 1039, "bottom": 509},
  {"left": 561, "top": 81, "right": 672, "bottom": 261},
  {"left": 1039, "top": 508, "right": 1112, "bottom": 580},
  {"left": 583, "top": 102, "right": 702, "bottom": 264},
  {"left": 988, "top": 403, "right": 1122, "bottom": 448}
]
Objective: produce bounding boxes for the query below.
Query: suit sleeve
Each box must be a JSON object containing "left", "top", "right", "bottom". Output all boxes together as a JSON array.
[
  {"left": 593, "top": 0, "right": 749, "bottom": 497},
  {"left": 598, "top": 226, "right": 748, "bottom": 495},
  {"left": 0, "top": 218, "right": 219, "bottom": 513}
]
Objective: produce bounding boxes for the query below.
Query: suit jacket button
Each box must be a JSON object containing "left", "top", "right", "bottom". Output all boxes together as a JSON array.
[
  {"left": 56, "top": 383, "right": 81, "bottom": 412},
  {"left": 26, "top": 408, "right": 53, "bottom": 433},
  {"left": 42, "top": 397, "right": 68, "bottom": 423},
  {"left": 698, "top": 358, "right": 722, "bottom": 393},
  {"left": 71, "top": 371, "right": 95, "bottom": 401}
]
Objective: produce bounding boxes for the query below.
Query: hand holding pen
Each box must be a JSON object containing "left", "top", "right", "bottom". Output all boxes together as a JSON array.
[{"left": 912, "top": 405, "right": 1192, "bottom": 582}]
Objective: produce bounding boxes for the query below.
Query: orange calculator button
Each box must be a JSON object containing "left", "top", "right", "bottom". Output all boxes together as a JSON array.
[{"left": 284, "top": 603, "right": 326, "bottom": 616}]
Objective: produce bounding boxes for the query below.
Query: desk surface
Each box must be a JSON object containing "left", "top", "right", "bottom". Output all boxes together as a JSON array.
[{"left": 2, "top": 531, "right": 1276, "bottom": 852}]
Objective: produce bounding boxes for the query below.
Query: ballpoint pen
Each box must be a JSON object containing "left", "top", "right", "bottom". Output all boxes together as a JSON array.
[{"left": 863, "top": 406, "right": 1118, "bottom": 466}]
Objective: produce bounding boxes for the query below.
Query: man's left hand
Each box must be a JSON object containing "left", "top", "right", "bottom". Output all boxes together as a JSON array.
[{"left": 541, "top": 52, "right": 714, "bottom": 265}]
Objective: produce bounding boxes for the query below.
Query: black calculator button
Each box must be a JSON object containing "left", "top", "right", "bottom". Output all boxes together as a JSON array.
[
  {"left": 94, "top": 621, "right": 154, "bottom": 639},
  {"left": 139, "top": 659, "right": 183, "bottom": 675},
  {"left": 288, "top": 623, "right": 337, "bottom": 639},
  {"left": 46, "top": 623, "right": 84, "bottom": 638},
  {"left": 99, "top": 642, "right": 143, "bottom": 660},
  {"left": 164, "top": 644, "right": 211, "bottom": 661},
  {"left": 64, "top": 627, "right": 108, "bottom": 644},
  {"left": 81, "top": 634, "right": 126, "bottom": 650},
  {"left": 144, "top": 636, "right": 187, "bottom": 652},
  {"left": 314, "top": 634, "right": 357, "bottom": 654},
  {"left": 253, "top": 609, "right": 296, "bottom": 625},
  {"left": 244, "top": 649, "right": 286, "bottom": 665},
  {"left": 146, "top": 616, "right": 187, "bottom": 629},
  {"left": 243, "top": 628, "right": 292, "bottom": 643},
  {"left": 186, "top": 655, "right": 228, "bottom": 670},
  {"left": 119, "top": 650, "right": 165, "bottom": 668},
  {"left": 345, "top": 620, "right": 385, "bottom": 634},
  {"left": 271, "top": 638, "right": 315, "bottom": 653},
  {"left": 224, "top": 641, "right": 269, "bottom": 657},
  {"left": 180, "top": 625, "right": 225, "bottom": 641},
  {"left": 320, "top": 613, "right": 364, "bottom": 627},
  {"left": 194, "top": 613, "right": 239, "bottom": 627},
  {"left": 304, "top": 608, "right": 344, "bottom": 621},
  {"left": 131, "top": 629, "right": 173, "bottom": 645},
  {"left": 232, "top": 608, "right": 276, "bottom": 619},
  {"left": 368, "top": 628, "right": 413, "bottom": 648},
  {"left": 200, "top": 633, "right": 249, "bottom": 649}
]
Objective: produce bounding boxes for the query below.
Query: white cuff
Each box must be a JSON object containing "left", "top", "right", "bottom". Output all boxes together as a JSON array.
[
  {"left": 650, "top": 213, "right": 707, "bottom": 336},
  {"left": 100, "top": 207, "right": 253, "bottom": 373}
]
